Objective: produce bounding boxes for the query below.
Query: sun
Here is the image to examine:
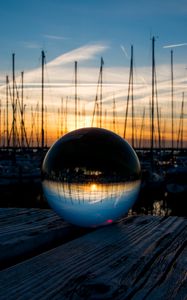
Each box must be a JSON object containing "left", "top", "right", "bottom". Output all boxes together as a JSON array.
[{"left": 90, "top": 183, "right": 98, "bottom": 192}]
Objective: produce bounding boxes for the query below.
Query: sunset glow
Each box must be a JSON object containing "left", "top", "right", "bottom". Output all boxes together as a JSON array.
[{"left": 0, "top": 1, "right": 186, "bottom": 148}]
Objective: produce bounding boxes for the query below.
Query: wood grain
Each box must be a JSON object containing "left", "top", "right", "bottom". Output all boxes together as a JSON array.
[
  {"left": 0, "top": 208, "right": 91, "bottom": 270},
  {"left": 0, "top": 210, "right": 186, "bottom": 299}
]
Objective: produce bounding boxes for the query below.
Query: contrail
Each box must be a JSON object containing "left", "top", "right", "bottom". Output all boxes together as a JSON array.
[
  {"left": 120, "top": 45, "right": 129, "bottom": 59},
  {"left": 163, "top": 43, "right": 187, "bottom": 49}
]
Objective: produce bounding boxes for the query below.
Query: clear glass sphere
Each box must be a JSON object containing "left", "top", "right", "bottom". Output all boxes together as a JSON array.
[{"left": 42, "top": 128, "right": 141, "bottom": 228}]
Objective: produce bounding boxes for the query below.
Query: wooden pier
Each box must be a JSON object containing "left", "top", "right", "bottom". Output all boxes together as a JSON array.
[{"left": 0, "top": 208, "right": 187, "bottom": 299}]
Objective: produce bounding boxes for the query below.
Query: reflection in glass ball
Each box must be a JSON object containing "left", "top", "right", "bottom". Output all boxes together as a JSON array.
[{"left": 42, "top": 127, "right": 141, "bottom": 228}]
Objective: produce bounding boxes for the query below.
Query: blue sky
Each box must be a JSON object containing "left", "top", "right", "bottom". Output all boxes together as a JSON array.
[
  {"left": 0, "top": 0, "right": 187, "bottom": 71},
  {"left": 0, "top": 0, "right": 187, "bottom": 145}
]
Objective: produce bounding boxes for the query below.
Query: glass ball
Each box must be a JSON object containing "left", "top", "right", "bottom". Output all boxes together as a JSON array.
[{"left": 42, "top": 127, "right": 141, "bottom": 228}]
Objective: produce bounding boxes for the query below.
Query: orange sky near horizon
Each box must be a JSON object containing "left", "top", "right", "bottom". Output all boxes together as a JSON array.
[{"left": 0, "top": 47, "right": 186, "bottom": 149}]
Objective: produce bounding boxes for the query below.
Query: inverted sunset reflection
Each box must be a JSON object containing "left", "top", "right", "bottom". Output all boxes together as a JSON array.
[
  {"left": 42, "top": 180, "right": 141, "bottom": 227},
  {"left": 42, "top": 127, "right": 141, "bottom": 227},
  {"left": 43, "top": 181, "right": 140, "bottom": 204}
]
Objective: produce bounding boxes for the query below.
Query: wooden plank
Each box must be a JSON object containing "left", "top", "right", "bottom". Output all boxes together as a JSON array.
[
  {"left": 0, "top": 215, "right": 186, "bottom": 299},
  {"left": 0, "top": 208, "right": 92, "bottom": 269}
]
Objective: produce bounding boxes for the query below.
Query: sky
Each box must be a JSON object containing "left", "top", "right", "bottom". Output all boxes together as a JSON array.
[{"left": 0, "top": 0, "right": 187, "bottom": 146}]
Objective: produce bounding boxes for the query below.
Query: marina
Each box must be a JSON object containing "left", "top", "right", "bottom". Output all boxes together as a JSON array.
[{"left": 0, "top": 147, "right": 186, "bottom": 216}]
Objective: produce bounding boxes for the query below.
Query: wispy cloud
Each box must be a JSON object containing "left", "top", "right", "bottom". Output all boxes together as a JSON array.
[
  {"left": 163, "top": 43, "right": 187, "bottom": 48},
  {"left": 120, "top": 45, "right": 129, "bottom": 59},
  {"left": 22, "top": 42, "right": 41, "bottom": 49},
  {"left": 1, "top": 43, "right": 186, "bottom": 140},
  {"left": 43, "top": 34, "right": 68, "bottom": 40},
  {"left": 15, "top": 44, "right": 108, "bottom": 88},
  {"left": 0, "top": 59, "right": 186, "bottom": 143},
  {"left": 47, "top": 43, "right": 109, "bottom": 67}
]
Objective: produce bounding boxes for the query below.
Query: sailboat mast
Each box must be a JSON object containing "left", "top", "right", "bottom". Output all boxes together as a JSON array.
[
  {"left": 41, "top": 50, "right": 45, "bottom": 148},
  {"left": 177, "top": 92, "right": 184, "bottom": 150},
  {"left": 113, "top": 94, "right": 116, "bottom": 132},
  {"left": 21, "top": 71, "right": 24, "bottom": 148},
  {"left": 131, "top": 45, "right": 134, "bottom": 148},
  {"left": 12, "top": 53, "right": 16, "bottom": 148},
  {"left": 100, "top": 57, "right": 104, "bottom": 128},
  {"left": 61, "top": 97, "right": 64, "bottom": 136},
  {"left": 45, "top": 106, "right": 48, "bottom": 147},
  {"left": 65, "top": 96, "right": 68, "bottom": 134},
  {"left": 151, "top": 37, "right": 155, "bottom": 168},
  {"left": 91, "top": 57, "right": 104, "bottom": 127},
  {"left": 171, "top": 50, "right": 174, "bottom": 156},
  {"left": 139, "top": 107, "right": 145, "bottom": 149},
  {"left": 6, "top": 75, "right": 9, "bottom": 148},
  {"left": 123, "top": 66, "right": 131, "bottom": 139},
  {"left": 181, "top": 92, "right": 184, "bottom": 149},
  {"left": 75, "top": 61, "right": 77, "bottom": 129},
  {"left": 123, "top": 45, "right": 134, "bottom": 144}
]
